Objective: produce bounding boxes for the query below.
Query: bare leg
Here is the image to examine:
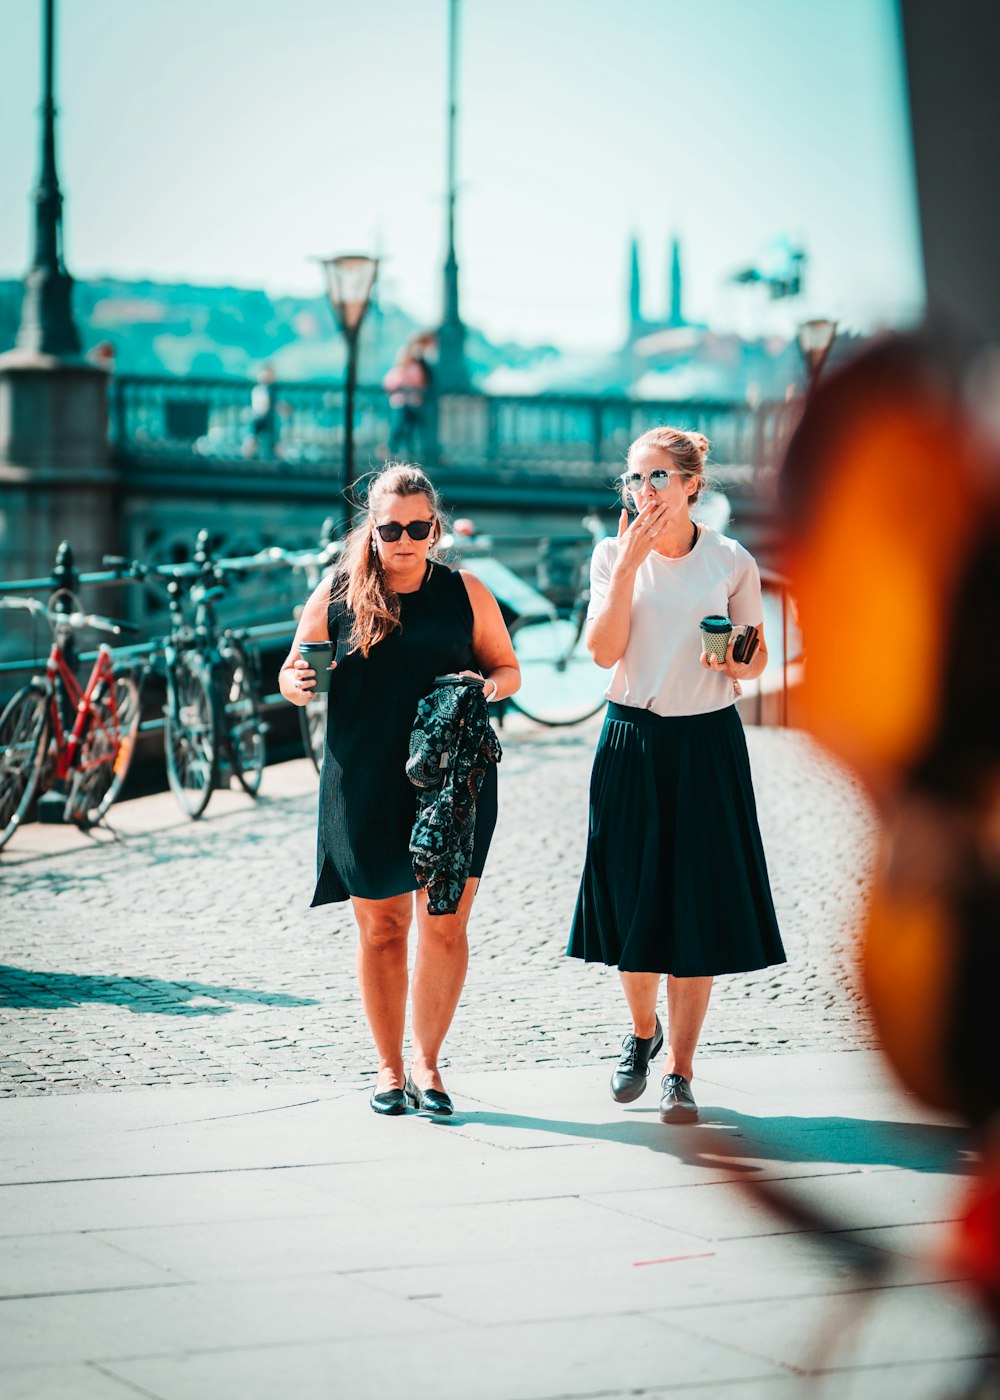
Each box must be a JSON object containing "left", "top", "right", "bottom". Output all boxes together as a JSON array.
[
  {"left": 352, "top": 893, "right": 412, "bottom": 1093},
  {"left": 664, "top": 975, "right": 713, "bottom": 1081},
  {"left": 410, "top": 879, "right": 477, "bottom": 1092},
  {"left": 619, "top": 971, "right": 661, "bottom": 1039}
]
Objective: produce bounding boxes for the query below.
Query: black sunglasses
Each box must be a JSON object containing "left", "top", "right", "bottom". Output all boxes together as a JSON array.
[{"left": 374, "top": 519, "right": 434, "bottom": 542}]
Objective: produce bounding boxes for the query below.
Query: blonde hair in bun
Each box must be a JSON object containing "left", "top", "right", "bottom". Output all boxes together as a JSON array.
[
  {"left": 684, "top": 430, "right": 710, "bottom": 459},
  {"left": 624, "top": 425, "right": 711, "bottom": 505}
]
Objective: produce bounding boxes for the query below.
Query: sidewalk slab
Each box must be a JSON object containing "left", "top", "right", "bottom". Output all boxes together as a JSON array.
[
  {"left": 0, "top": 1051, "right": 989, "bottom": 1400},
  {"left": 103, "top": 1312, "right": 786, "bottom": 1400}
]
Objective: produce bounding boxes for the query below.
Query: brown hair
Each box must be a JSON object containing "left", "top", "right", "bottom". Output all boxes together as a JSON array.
[
  {"left": 622, "top": 427, "right": 710, "bottom": 506},
  {"left": 334, "top": 463, "right": 445, "bottom": 657}
]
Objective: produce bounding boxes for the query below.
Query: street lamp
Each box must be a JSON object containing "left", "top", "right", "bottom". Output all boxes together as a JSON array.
[
  {"left": 437, "top": 0, "right": 471, "bottom": 390},
  {"left": 16, "top": 0, "right": 81, "bottom": 358},
  {"left": 796, "top": 318, "right": 837, "bottom": 394},
  {"left": 316, "top": 254, "right": 379, "bottom": 533}
]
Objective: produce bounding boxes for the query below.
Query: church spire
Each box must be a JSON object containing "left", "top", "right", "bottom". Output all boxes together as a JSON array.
[
  {"left": 667, "top": 234, "right": 683, "bottom": 328},
  {"left": 628, "top": 234, "right": 643, "bottom": 334}
]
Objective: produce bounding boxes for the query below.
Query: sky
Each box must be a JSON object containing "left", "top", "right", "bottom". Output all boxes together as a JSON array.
[{"left": 0, "top": 0, "right": 925, "bottom": 353}]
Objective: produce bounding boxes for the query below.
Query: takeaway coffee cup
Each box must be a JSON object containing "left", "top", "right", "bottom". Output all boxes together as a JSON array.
[
  {"left": 700, "top": 615, "right": 733, "bottom": 663},
  {"left": 298, "top": 640, "right": 334, "bottom": 694}
]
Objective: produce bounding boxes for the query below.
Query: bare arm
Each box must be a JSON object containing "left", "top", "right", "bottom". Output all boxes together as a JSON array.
[
  {"left": 278, "top": 577, "right": 334, "bottom": 707},
  {"left": 586, "top": 503, "right": 670, "bottom": 668},
  {"left": 460, "top": 570, "right": 520, "bottom": 701}
]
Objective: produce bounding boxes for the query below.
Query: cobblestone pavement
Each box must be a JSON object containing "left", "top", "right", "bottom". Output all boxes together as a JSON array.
[{"left": 0, "top": 715, "right": 879, "bottom": 1097}]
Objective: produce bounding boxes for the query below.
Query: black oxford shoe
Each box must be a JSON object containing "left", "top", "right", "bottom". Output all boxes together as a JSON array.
[
  {"left": 610, "top": 1014, "right": 664, "bottom": 1103},
  {"left": 369, "top": 1087, "right": 408, "bottom": 1116},
  {"left": 659, "top": 1073, "right": 698, "bottom": 1124}
]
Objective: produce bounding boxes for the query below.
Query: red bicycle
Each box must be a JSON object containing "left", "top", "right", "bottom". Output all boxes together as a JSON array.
[{"left": 0, "top": 591, "right": 142, "bottom": 849}]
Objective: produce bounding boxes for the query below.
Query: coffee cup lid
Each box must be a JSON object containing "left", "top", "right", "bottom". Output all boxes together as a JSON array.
[
  {"left": 700, "top": 615, "right": 732, "bottom": 633},
  {"left": 299, "top": 639, "right": 332, "bottom": 651}
]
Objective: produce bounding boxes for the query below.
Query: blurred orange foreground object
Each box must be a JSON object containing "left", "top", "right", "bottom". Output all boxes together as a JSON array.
[
  {"left": 781, "top": 346, "right": 979, "bottom": 802},
  {"left": 779, "top": 332, "right": 1000, "bottom": 1122},
  {"left": 950, "top": 1122, "right": 1000, "bottom": 1328}
]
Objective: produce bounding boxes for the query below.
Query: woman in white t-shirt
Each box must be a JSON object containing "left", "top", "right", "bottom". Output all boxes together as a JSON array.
[{"left": 567, "top": 427, "right": 786, "bottom": 1124}]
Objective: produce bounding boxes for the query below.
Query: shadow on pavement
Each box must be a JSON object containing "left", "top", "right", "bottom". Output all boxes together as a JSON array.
[
  {"left": 679, "top": 1108, "right": 972, "bottom": 1175},
  {"left": 0, "top": 965, "right": 319, "bottom": 1016},
  {"left": 448, "top": 1107, "right": 972, "bottom": 1175}
]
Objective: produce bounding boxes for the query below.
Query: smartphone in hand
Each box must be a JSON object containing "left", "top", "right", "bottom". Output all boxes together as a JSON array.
[{"left": 733, "top": 625, "right": 759, "bottom": 665}]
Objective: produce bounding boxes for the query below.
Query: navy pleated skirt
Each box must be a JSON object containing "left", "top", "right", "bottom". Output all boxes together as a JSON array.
[{"left": 567, "top": 702, "right": 786, "bottom": 977}]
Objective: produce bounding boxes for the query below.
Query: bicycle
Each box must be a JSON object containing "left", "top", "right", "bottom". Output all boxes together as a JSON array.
[
  {"left": 107, "top": 536, "right": 267, "bottom": 819},
  {"left": 0, "top": 592, "right": 142, "bottom": 849},
  {"left": 500, "top": 514, "right": 610, "bottom": 728},
  {"left": 263, "top": 527, "right": 342, "bottom": 775}
]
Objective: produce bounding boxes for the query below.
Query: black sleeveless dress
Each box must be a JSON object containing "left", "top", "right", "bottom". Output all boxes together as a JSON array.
[{"left": 311, "top": 563, "right": 499, "bottom": 906}]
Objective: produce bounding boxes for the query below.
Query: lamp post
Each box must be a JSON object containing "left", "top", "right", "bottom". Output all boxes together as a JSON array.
[
  {"left": 796, "top": 318, "right": 837, "bottom": 394},
  {"left": 316, "top": 254, "right": 379, "bottom": 533},
  {"left": 437, "top": 0, "right": 471, "bottom": 390},
  {"left": 16, "top": 0, "right": 81, "bottom": 358}
]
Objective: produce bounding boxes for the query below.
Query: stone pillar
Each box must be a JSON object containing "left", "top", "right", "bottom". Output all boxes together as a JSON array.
[{"left": 0, "top": 350, "right": 116, "bottom": 583}]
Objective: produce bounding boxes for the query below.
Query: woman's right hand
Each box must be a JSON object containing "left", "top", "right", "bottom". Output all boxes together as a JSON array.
[
  {"left": 281, "top": 656, "right": 331, "bottom": 706},
  {"left": 614, "top": 500, "right": 669, "bottom": 572}
]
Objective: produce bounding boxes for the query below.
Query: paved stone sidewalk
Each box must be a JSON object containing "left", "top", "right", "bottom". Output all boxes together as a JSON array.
[{"left": 0, "top": 718, "right": 879, "bottom": 1097}]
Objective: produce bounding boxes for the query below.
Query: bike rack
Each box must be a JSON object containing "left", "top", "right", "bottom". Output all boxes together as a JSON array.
[{"left": 2, "top": 540, "right": 804, "bottom": 738}]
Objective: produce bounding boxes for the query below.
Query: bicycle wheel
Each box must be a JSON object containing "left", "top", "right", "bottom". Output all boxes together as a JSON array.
[
  {"left": 0, "top": 684, "right": 50, "bottom": 850},
  {"left": 299, "top": 698, "right": 326, "bottom": 774},
  {"left": 164, "top": 652, "right": 218, "bottom": 819},
  {"left": 219, "top": 638, "right": 265, "bottom": 797},
  {"left": 508, "top": 612, "right": 608, "bottom": 728},
  {"left": 68, "top": 671, "right": 142, "bottom": 829}
]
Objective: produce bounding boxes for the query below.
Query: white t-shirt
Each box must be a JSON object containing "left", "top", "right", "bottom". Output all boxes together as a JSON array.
[{"left": 587, "top": 527, "right": 763, "bottom": 717}]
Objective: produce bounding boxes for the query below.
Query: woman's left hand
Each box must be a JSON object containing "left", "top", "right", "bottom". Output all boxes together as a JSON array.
[
  {"left": 456, "top": 668, "right": 501, "bottom": 702},
  {"left": 700, "top": 632, "right": 765, "bottom": 681}
]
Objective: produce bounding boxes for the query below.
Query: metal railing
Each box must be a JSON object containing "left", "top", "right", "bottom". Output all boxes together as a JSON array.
[
  {"left": 757, "top": 566, "right": 800, "bottom": 727},
  {"left": 110, "top": 375, "right": 795, "bottom": 481}
]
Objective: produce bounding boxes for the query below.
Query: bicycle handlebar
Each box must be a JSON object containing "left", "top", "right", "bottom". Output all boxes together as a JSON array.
[
  {"left": 0, "top": 596, "right": 139, "bottom": 636},
  {"left": 72, "top": 612, "right": 141, "bottom": 636},
  {"left": 241, "top": 543, "right": 341, "bottom": 571},
  {"left": 103, "top": 555, "right": 226, "bottom": 587},
  {"left": 101, "top": 541, "right": 343, "bottom": 589},
  {"left": 102, "top": 555, "right": 151, "bottom": 582}
]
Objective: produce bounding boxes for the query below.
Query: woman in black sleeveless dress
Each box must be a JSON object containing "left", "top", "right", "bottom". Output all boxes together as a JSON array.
[{"left": 280, "top": 466, "right": 519, "bottom": 1116}]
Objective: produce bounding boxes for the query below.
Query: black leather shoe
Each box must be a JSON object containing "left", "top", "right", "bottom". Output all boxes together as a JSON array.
[
  {"left": 610, "top": 1014, "right": 664, "bottom": 1103},
  {"left": 405, "top": 1075, "right": 454, "bottom": 1116},
  {"left": 659, "top": 1073, "right": 698, "bottom": 1124},
  {"left": 369, "top": 1087, "right": 408, "bottom": 1116}
]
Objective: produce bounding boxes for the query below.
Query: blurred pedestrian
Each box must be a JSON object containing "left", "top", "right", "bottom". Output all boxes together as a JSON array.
[
  {"left": 279, "top": 464, "right": 519, "bottom": 1116},
  {"left": 568, "top": 426, "right": 786, "bottom": 1124},
  {"left": 382, "top": 335, "right": 433, "bottom": 460},
  {"left": 244, "top": 364, "right": 280, "bottom": 458},
  {"left": 87, "top": 340, "right": 116, "bottom": 372}
]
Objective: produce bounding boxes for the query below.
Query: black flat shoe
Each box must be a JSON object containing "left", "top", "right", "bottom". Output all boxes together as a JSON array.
[
  {"left": 610, "top": 1014, "right": 664, "bottom": 1103},
  {"left": 369, "top": 1087, "right": 408, "bottom": 1116},
  {"left": 659, "top": 1073, "right": 699, "bottom": 1124},
  {"left": 405, "top": 1075, "right": 453, "bottom": 1116}
]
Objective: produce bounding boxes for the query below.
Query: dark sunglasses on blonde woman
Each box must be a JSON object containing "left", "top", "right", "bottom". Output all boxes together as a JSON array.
[{"left": 374, "top": 520, "right": 434, "bottom": 542}]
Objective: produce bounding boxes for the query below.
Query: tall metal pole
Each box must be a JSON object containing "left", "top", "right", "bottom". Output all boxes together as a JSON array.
[
  {"left": 342, "top": 328, "right": 359, "bottom": 535},
  {"left": 437, "top": 0, "right": 469, "bottom": 390},
  {"left": 16, "top": 0, "right": 81, "bottom": 357}
]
